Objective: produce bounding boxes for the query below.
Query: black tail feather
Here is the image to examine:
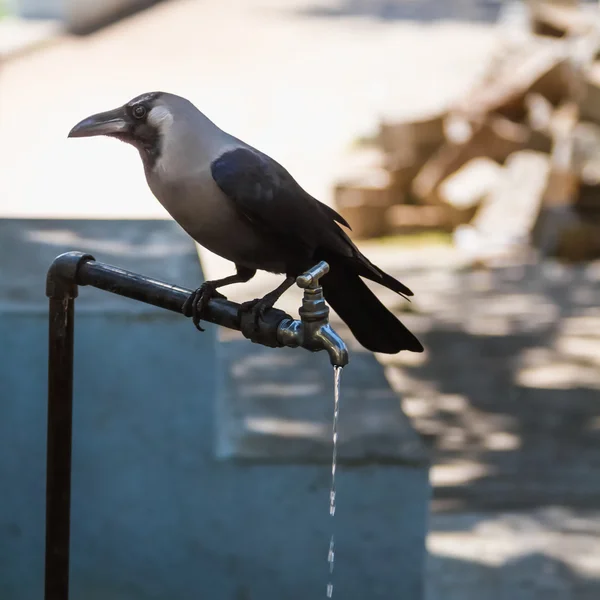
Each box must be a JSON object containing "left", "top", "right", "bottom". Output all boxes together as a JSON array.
[
  {"left": 358, "top": 265, "right": 414, "bottom": 298},
  {"left": 321, "top": 266, "right": 423, "bottom": 354},
  {"left": 333, "top": 226, "right": 414, "bottom": 297}
]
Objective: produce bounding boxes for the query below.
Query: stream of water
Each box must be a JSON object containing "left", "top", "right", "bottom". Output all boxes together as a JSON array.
[{"left": 327, "top": 366, "right": 342, "bottom": 598}]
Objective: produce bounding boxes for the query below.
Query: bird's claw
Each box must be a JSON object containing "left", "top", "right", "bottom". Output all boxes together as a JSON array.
[
  {"left": 182, "top": 283, "right": 226, "bottom": 332},
  {"left": 238, "top": 298, "right": 272, "bottom": 333}
]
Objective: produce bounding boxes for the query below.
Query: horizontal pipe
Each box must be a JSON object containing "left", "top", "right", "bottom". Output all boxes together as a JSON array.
[
  {"left": 47, "top": 252, "right": 349, "bottom": 361},
  {"left": 77, "top": 260, "right": 191, "bottom": 314},
  {"left": 74, "top": 258, "right": 289, "bottom": 339}
]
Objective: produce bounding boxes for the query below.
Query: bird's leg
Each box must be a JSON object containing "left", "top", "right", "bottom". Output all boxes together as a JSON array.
[
  {"left": 183, "top": 265, "right": 256, "bottom": 331},
  {"left": 239, "top": 276, "right": 295, "bottom": 330}
]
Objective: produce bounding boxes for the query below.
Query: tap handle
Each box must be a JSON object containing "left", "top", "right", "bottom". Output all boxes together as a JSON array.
[{"left": 296, "top": 261, "right": 330, "bottom": 289}]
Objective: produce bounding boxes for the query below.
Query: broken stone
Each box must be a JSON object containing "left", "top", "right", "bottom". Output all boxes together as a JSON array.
[
  {"left": 378, "top": 112, "right": 446, "bottom": 171},
  {"left": 472, "top": 150, "right": 552, "bottom": 250},
  {"left": 334, "top": 173, "right": 393, "bottom": 239},
  {"left": 544, "top": 168, "right": 580, "bottom": 207},
  {"left": 454, "top": 43, "right": 580, "bottom": 121},
  {"left": 538, "top": 102, "right": 580, "bottom": 208},
  {"left": 573, "top": 121, "right": 600, "bottom": 183},
  {"left": 525, "top": 92, "right": 555, "bottom": 152},
  {"left": 385, "top": 205, "right": 453, "bottom": 234},
  {"left": 579, "top": 61, "right": 600, "bottom": 124},
  {"left": 528, "top": 0, "right": 592, "bottom": 38},
  {"left": 438, "top": 157, "right": 503, "bottom": 211},
  {"left": 389, "top": 162, "right": 423, "bottom": 195},
  {"left": 412, "top": 116, "right": 530, "bottom": 203}
]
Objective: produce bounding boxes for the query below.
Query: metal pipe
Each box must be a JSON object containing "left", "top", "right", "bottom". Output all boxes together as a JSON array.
[
  {"left": 45, "top": 254, "right": 86, "bottom": 600},
  {"left": 45, "top": 297, "right": 74, "bottom": 600},
  {"left": 43, "top": 251, "right": 349, "bottom": 600},
  {"left": 77, "top": 260, "right": 192, "bottom": 314},
  {"left": 47, "top": 254, "right": 348, "bottom": 363},
  {"left": 75, "top": 256, "right": 289, "bottom": 341}
]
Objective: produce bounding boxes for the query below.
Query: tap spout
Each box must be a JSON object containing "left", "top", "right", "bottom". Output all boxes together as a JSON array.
[
  {"left": 314, "top": 323, "right": 350, "bottom": 368},
  {"left": 276, "top": 319, "right": 349, "bottom": 367}
]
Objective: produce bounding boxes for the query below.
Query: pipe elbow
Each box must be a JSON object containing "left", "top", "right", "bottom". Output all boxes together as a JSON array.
[{"left": 46, "top": 251, "right": 95, "bottom": 299}]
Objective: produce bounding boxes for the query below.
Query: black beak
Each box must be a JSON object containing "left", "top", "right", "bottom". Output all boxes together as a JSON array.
[{"left": 68, "top": 106, "right": 130, "bottom": 138}]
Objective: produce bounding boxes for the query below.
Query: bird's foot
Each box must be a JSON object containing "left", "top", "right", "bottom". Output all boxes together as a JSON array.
[
  {"left": 182, "top": 283, "right": 227, "bottom": 332},
  {"left": 238, "top": 296, "right": 275, "bottom": 333}
]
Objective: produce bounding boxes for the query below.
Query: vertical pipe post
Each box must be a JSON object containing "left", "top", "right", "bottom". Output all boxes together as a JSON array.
[
  {"left": 45, "top": 295, "right": 75, "bottom": 600},
  {"left": 44, "top": 252, "right": 93, "bottom": 600}
]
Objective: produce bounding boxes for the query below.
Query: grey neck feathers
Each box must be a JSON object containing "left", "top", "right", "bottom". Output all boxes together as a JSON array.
[{"left": 150, "top": 109, "right": 239, "bottom": 178}]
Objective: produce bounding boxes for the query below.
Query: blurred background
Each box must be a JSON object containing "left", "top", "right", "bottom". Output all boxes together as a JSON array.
[{"left": 2, "top": 0, "right": 600, "bottom": 598}]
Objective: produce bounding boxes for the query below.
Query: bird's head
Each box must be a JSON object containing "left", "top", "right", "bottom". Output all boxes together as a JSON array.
[{"left": 68, "top": 91, "right": 175, "bottom": 165}]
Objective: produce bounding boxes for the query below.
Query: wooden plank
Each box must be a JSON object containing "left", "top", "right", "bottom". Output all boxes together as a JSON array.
[
  {"left": 472, "top": 150, "right": 552, "bottom": 245},
  {"left": 528, "top": 1, "right": 591, "bottom": 38},
  {"left": 454, "top": 43, "right": 579, "bottom": 121},
  {"left": 438, "top": 157, "right": 503, "bottom": 211},
  {"left": 334, "top": 173, "right": 393, "bottom": 239},
  {"left": 412, "top": 116, "right": 530, "bottom": 203}
]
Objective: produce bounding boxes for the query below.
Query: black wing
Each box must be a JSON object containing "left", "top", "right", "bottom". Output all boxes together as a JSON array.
[
  {"left": 211, "top": 147, "right": 350, "bottom": 255},
  {"left": 211, "top": 147, "right": 413, "bottom": 296}
]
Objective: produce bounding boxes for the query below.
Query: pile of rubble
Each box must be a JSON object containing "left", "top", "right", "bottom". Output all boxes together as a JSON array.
[{"left": 334, "top": 0, "right": 600, "bottom": 262}]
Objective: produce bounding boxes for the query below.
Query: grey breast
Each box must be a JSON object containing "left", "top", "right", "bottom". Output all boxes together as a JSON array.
[{"left": 145, "top": 163, "right": 288, "bottom": 273}]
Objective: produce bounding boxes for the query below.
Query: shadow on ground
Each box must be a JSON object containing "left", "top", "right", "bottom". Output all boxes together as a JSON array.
[
  {"left": 428, "top": 548, "right": 600, "bottom": 600},
  {"left": 379, "top": 256, "right": 600, "bottom": 512}
]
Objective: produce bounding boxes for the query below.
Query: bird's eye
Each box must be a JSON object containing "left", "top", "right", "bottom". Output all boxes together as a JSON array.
[{"left": 133, "top": 105, "right": 147, "bottom": 119}]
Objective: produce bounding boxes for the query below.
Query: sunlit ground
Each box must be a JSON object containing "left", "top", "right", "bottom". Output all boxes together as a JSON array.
[
  {"left": 374, "top": 244, "right": 600, "bottom": 509},
  {"left": 427, "top": 507, "right": 600, "bottom": 599},
  {"left": 363, "top": 239, "right": 600, "bottom": 597}
]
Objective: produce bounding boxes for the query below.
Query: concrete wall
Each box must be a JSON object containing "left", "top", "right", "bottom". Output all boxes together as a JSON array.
[{"left": 0, "top": 218, "right": 430, "bottom": 600}]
